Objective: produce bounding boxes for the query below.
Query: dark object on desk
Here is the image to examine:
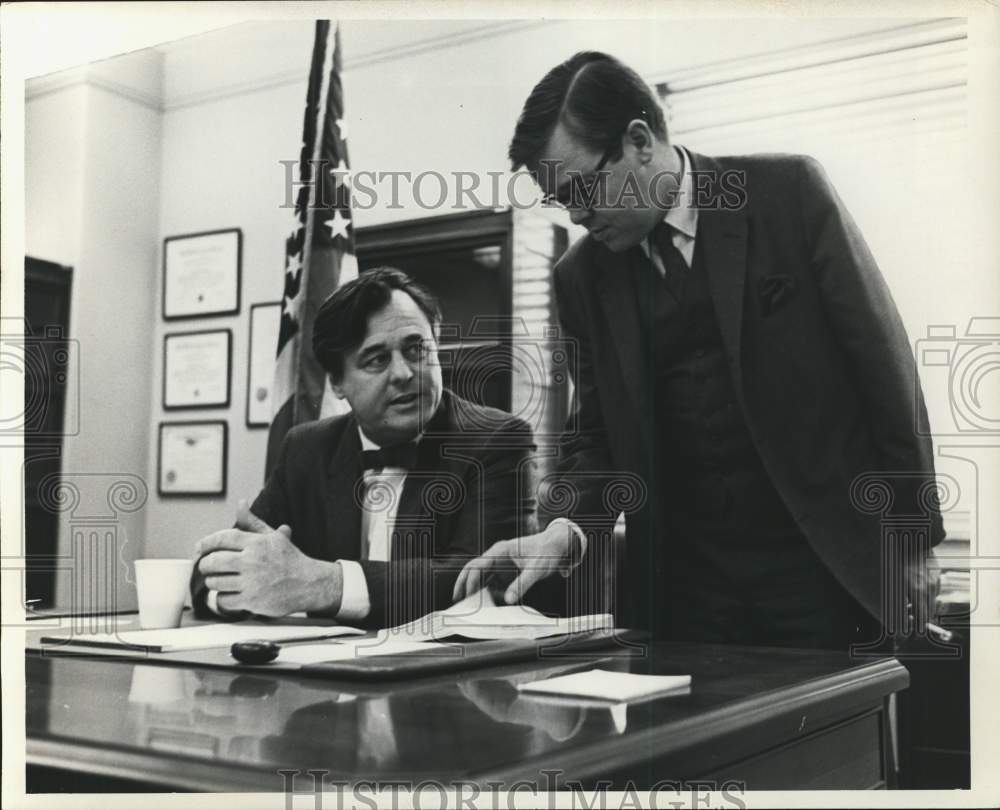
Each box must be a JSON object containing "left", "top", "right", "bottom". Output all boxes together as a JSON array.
[{"left": 231, "top": 640, "right": 280, "bottom": 665}]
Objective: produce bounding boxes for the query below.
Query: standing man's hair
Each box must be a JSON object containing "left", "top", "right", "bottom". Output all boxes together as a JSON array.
[
  {"left": 508, "top": 51, "right": 668, "bottom": 174},
  {"left": 312, "top": 267, "right": 442, "bottom": 379}
]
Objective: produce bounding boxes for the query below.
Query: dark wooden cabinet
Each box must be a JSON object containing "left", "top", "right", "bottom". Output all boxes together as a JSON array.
[
  {"left": 23, "top": 257, "right": 74, "bottom": 608},
  {"left": 896, "top": 604, "right": 971, "bottom": 788}
]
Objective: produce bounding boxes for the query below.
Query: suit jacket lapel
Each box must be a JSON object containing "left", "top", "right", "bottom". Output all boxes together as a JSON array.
[
  {"left": 325, "top": 418, "right": 363, "bottom": 560},
  {"left": 689, "top": 151, "right": 749, "bottom": 410},
  {"left": 392, "top": 395, "right": 456, "bottom": 558}
]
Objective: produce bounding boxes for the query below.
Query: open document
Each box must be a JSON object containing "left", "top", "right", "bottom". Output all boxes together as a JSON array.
[{"left": 384, "top": 590, "right": 614, "bottom": 642}]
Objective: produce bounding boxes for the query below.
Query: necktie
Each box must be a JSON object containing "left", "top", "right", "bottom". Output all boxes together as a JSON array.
[
  {"left": 360, "top": 441, "right": 418, "bottom": 471},
  {"left": 653, "top": 221, "right": 688, "bottom": 303}
]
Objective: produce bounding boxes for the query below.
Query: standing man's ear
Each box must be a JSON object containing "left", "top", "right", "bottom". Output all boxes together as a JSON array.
[
  {"left": 329, "top": 372, "right": 346, "bottom": 399},
  {"left": 625, "top": 118, "right": 655, "bottom": 161}
]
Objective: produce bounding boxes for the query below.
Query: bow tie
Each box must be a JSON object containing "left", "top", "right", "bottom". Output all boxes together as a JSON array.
[{"left": 360, "top": 442, "right": 419, "bottom": 471}]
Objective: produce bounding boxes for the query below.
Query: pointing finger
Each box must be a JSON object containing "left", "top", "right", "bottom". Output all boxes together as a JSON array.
[
  {"left": 452, "top": 562, "right": 471, "bottom": 602},
  {"left": 453, "top": 558, "right": 484, "bottom": 602}
]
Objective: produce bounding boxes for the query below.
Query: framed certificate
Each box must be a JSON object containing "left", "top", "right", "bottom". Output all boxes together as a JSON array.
[
  {"left": 246, "top": 302, "right": 281, "bottom": 427},
  {"left": 163, "top": 329, "right": 232, "bottom": 410},
  {"left": 162, "top": 228, "right": 241, "bottom": 319},
  {"left": 158, "top": 421, "right": 227, "bottom": 496}
]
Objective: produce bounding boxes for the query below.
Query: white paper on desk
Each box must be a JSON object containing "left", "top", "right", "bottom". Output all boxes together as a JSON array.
[
  {"left": 42, "top": 623, "right": 365, "bottom": 653},
  {"left": 276, "top": 640, "right": 456, "bottom": 665},
  {"left": 517, "top": 669, "right": 691, "bottom": 702},
  {"left": 387, "top": 588, "right": 613, "bottom": 641}
]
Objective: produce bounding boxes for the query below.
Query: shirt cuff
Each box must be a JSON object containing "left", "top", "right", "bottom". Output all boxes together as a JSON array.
[
  {"left": 336, "top": 559, "right": 371, "bottom": 622},
  {"left": 549, "top": 518, "right": 587, "bottom": 577}
]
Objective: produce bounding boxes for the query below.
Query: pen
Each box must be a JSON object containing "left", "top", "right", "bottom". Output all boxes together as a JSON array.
[
  {"left": 260, "top": 632, "right": 359, "bottom": 645},
  {"left": 925, "top": 622, "right": 954, "bottom": 643}
]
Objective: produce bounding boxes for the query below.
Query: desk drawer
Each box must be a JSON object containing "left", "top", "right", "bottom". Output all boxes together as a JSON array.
[{"left": 701, "top": 709, "right": 884, "bottom": 789}]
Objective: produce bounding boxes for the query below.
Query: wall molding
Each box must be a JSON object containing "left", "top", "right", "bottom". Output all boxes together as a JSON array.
[
  {"left": 26, "top": 69, "right": 164, "bottom": 112},
  {"left": 163, "top": 20, "right": 551, "bottom": 112},
  {"left": 25, "top": 20, "right": 551, "bottom": 115}
]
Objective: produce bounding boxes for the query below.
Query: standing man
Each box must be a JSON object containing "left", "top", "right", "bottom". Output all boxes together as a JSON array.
[
  {"left": 456, "top": 51, "right": 941, "bottom": 647},
  {"left": 192, "top": 268, "right": 536, "bottom": 628}
]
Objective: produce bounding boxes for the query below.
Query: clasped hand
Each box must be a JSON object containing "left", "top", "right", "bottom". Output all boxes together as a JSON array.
[{"left": 194, "top": 501, "right": 339, "bottom": 616}]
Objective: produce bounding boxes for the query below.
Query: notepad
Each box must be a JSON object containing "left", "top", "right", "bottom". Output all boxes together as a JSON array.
[
  {"left": 40, "top": 622, "right": 365, "bottom": 653},
  {"left": 516, "top": 669, "right": 691, "bottom": 702}
]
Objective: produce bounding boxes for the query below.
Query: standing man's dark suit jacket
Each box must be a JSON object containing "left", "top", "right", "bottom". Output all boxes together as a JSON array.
[
  {"left": 553, "top": 151, "right": 942, "bottom": 626},
  {"left": 193, "top": 391, "right": 536, "bottom": 628}
]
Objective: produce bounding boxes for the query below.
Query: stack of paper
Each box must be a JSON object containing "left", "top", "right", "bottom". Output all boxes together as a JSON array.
[{"left": 517, "top": 669, "right": 691, "bottom": 703}]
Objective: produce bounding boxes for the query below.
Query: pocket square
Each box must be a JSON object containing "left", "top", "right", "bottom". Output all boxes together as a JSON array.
[{"left": 758, "top": 274, "right": 798, "bottom": 316}]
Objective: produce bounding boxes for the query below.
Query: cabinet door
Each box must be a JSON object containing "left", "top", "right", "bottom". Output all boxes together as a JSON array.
[{"left": 24, "top": 257, "right": 74, "bottom": 608}]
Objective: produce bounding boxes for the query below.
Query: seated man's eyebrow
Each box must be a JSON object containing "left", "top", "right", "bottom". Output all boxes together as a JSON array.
[{"left": 357, "top": 341, "right": 388, "bottom": 361}]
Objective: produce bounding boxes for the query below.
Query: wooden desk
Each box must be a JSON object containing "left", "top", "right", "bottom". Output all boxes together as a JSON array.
[{"left": 25, "top": 623, "right": 908, "bottom": 793}]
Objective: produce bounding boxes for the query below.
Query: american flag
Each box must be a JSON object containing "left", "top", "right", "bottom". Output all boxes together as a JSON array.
[{"left": 266, "top": 20, "right": 357, "bottom": 474}]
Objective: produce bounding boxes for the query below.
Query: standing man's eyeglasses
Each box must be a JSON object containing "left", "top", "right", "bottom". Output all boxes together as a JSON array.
[{"left": 542, "top": 140, "right": 619, "bottom": 211}]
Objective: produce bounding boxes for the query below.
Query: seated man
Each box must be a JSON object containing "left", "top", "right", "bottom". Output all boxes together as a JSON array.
[{"left": 191, "top": 267, "right": 536, "bottom": 628}]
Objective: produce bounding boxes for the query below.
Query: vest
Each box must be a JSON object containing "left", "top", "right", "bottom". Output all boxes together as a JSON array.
[{"left": 634, "top": 237, "right": 801, "bottom": 544}]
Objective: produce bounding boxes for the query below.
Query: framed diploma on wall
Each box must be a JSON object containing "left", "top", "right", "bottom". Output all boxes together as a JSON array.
[
  {"left": 158, "top": 421, "right": 228, "bottom": 497},
  {"left": 162, "top": 228, "right": 241, "bottom": 319},
  {"left": 163, "top": 329, "right": 232, "bottom": 410},
  {"left": 246, "top": 302, "right": 281, "bottom": 427}
]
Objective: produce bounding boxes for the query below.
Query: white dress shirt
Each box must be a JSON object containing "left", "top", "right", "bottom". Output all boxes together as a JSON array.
[
  {"left": 337, "top": 429, "right": 411, "bottom": 621},
  {"left": 640, "top": 145, "right": 700, "bottom": 271}
]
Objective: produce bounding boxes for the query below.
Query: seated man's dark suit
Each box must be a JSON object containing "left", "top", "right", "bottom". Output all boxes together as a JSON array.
[
  {"left": 555, "top": 151, "right": 942, "bottom": 645},
  {"left": 193, "top": 390, "right": 536, "bottom": 628}
]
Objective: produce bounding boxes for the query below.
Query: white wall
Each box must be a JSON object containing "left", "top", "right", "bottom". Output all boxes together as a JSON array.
[
  {"left": 146, "top": 78, "right": 307, "bottom": 558},
  {"left": 25, "top": 59, "right": 162, "bottom": 611},
  {"left": 25, "top": 87, "right": 87, "bottom": 267}
]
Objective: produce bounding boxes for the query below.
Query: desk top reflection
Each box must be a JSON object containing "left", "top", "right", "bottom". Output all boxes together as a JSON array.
[{"left": 25, "top": 617, "right": 908, "bottom": 792}]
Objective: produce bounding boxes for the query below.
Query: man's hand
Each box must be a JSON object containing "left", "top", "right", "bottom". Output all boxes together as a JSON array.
[
  {"left": 452, "top": 520, "right": 579, "bottom": 605},
  {"left": 194, "top": 501, "right": 343, "bottom": 617},
  {"left": 905, "top": 547, "right": 942, "bottom": 633}
]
